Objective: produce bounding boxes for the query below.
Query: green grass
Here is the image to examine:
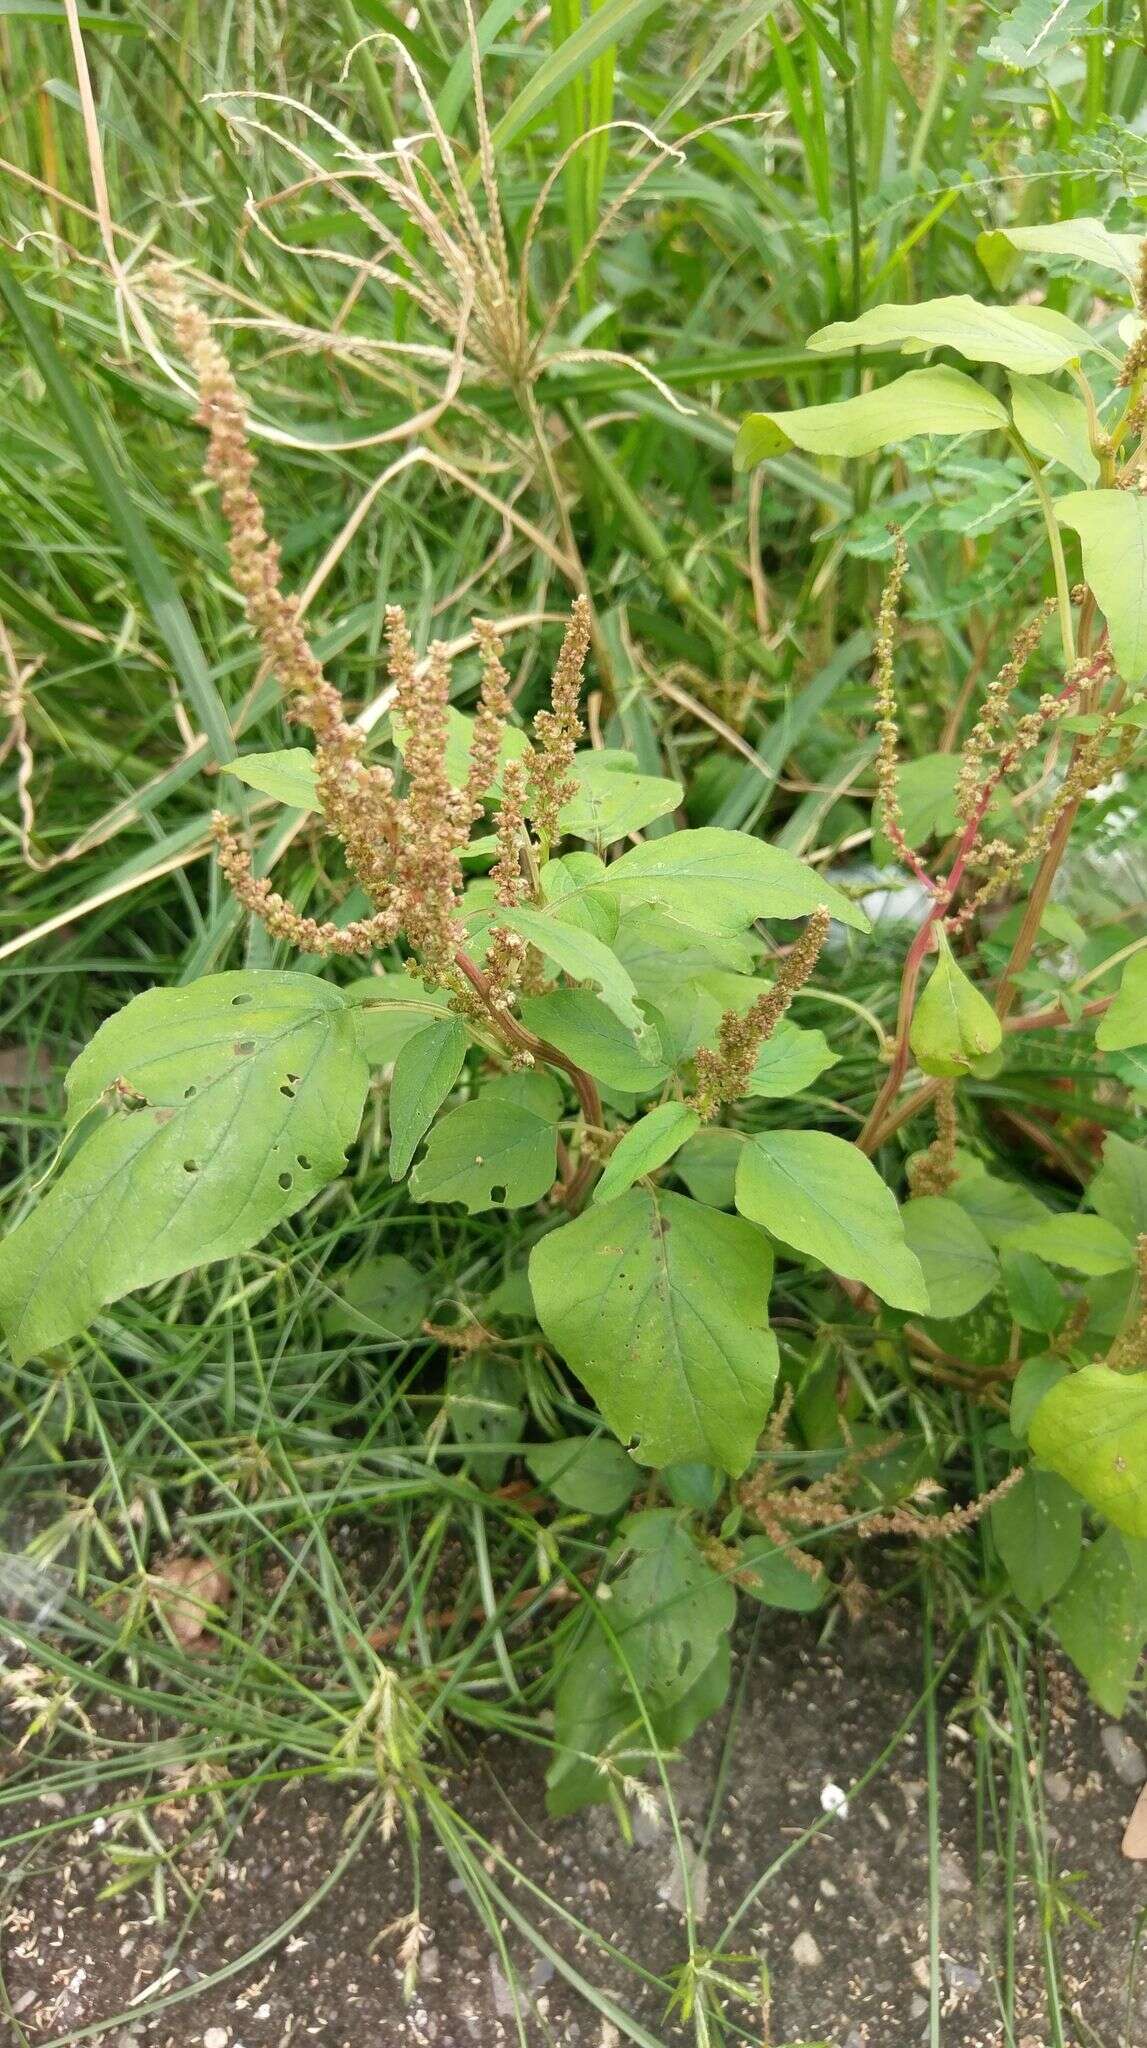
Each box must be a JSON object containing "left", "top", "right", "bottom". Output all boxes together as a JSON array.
[{"left": 2, "top": 3, "right": 1146, "bottom": 2042}]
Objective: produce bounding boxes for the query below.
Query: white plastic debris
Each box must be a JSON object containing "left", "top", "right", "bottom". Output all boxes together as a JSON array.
[{"left": 820, "top": 1781, "right": 850, "bottom": 1819}]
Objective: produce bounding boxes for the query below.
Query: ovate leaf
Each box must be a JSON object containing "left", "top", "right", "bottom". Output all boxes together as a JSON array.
[
  {"left": 873, "top": 751, "right": 960, "bottom": 857},
  {"left": 1089, "top": 1132, "right": 1147, "bottom": 1243},
  {"left": 738, "top": 1535, "right": 827, "bottom": 1612},
  {"left": 529, "top": 1187, "right": 778, "bottom": 1473},
  {"left": 809, "top": 297, "right": 1099, "bottom": 375},
  {"left": 497, "top": 903, "right": 648, "bottom": 1037},
  {"left": 1011, "top": 1354, "right": 1070, "bottom": 1441},
  {"left": 981, "top": 219, "right": 1142, "bottom": 286},
  {"left": 900, "top": 1197, "right": 999, "bottom": 1317},
  {"left": 519, "top": 989, "right": 669, "bottom": 1093},
  {"left": 602, "top": 827, "right": 869, "bottom": 933},
  {"left": 409, "top": 1070, "right": 561, "bottom": 1212},
  {"left": 526, "top": 1436, "right": 637, "bottom": 1515},
  {"left": 225, "top": 747, "right": 321, "bottom": 810},
  {"left": 1050, "top": 1529, "right": 1147, "bottom": 1717},
  {"left": 592, "top": 1102, "right": 700, "bottom": 1205},
  {"left": 0, "top": 971, "right": 369, "bottom": 1363},
  {"left": 448, "top": 1354, "right": 524, "bottom": 1489},
  {"left": 387, "top": 1018, "right": 467, "bottom": 1179},
  {"left": 734, "top": 1131, "right": 928, "bottom": 1311},
  {"left": 1055, "top": 492, "right": 1147, "bottom": 683},
  {"left": 1096, "top": 953, "right": 1147, "bottom": 1052},
  {"left": 1010, "top": 375, "right": 1098, "bottom": 485},
  {"left": 346, "top": 975, "right": 459, "bottom": 1065},
  {"left": 325, "top": 1254, "right": 431, "bottom": 1339},
  {"left": 999, "top": 1213, "right": 1134, "bottom": 1275},
  {"left": 558, "top": 751, "right": 682, "bottom": 843},
  {"left": 1031, "top": 1366, "right": 1147, "bottom": 1537},
  {"left": 734, "top": 367, "right": 1008, "bottom": 469},
  {"left": 991, "top": 1468, "right": 1083, "bottom": 1613},
  {"left": 909, "top": 930, "right": 1002, "bottom": 1077},
  {"left": 746, "top": 1022, "right": 838, "bottom": 1098}
]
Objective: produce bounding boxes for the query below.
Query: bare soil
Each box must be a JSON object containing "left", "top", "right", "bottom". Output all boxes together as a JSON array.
[{"left": 3, "top": 1606, "right": 1145, "bottom": 2047}]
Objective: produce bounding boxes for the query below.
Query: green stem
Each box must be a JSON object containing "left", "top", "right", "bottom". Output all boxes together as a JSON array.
[{"left": 1009, "top": 428, "right": 1076, "bottom": 667}]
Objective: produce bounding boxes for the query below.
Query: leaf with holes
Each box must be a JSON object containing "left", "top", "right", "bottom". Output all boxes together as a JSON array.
[
  {"left": 735, "top": 1132, "right": 928, "bottom": 1311},
  {"left": 529, "top": 1187, "right": 777, "bottom": 1473},
  {"left": 387, "top": 1019, "right": 468, "bottom": 1179},
  {"left": 409, "top": 1070, "right": 562, "bottom": 1213},
  {"left": 0, "top": 972, "right": 369, "bottom": 1364}
]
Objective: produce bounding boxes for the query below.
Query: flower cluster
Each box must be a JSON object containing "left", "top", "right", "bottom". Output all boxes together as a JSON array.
[
  {"left": 690, "top": 906, "right": 831, "bottom": 1120},
  {"left": 163, "top": 277, "right": 594, "bottom": 1004}
]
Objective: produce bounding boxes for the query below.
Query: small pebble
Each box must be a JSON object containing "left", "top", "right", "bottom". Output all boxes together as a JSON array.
[
  {"left": 203, "top": 2030, "right": 229, "bottom": 2048},
  {"left": 1043, "top": 1770, "right": 1072, "bottom": 1803},
  {"left": 1101, "top": 1724, "right": 1147, "bottom": 1786},
  {"left": 938, "top": 1847, "right": 971, "bottom": 1894},
  {"left": 790, "top": 1931, "right": 823, "bottom": 1969},
  {"left": 945, "top": 1959, "right": 982, "bottom": 1993}
]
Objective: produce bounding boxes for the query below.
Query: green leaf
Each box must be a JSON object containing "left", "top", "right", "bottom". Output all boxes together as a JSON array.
[
  {"left": 1096, "top": 953, "right": 1147, "bottom": 1052},
  {"left": 734, "top": 1132, "right": 928, "bottom": 1311},
  {"left": 526, "top": 1436, "right": 637, "bottom": 1516},
  {"left": 448, "top": 1354, "right": 523, "bottom": 1489},
  {"left": 873, "top": 752, "right": 960, "bottom": 857},
  {"left": 519, "top": 989, "right": 668, "bottom": 1094},
  {"left": 324, "top": 1254, "right": 431, "bottom": 1339},
  {"left": 745, "top": 1023, "right": 838, "bottom": 1099},
  {"left": 1011, "top": 1355, "right": 1070, "bottom": 1442},
  {"left": 900, "top": 1197, "right": 999, "bottom": 1318},
  {"left": 592, "top": 1103, "right": 700, "bottom": 1205},
  {"left": 991, "top": 1468, "right": 1083, "bottom": 1613},
  {"left": 1031, "top": 1366, "right": 1147, "bottom": 1537},
  {"left": 999, "top": 1213, "right": 1134, "bottom": 1276},
  {"left": 496, "top": 904, "right": 648, "bottom": 1038},
  {"left": 909, "top": 930, "right": 1003, "bottom": 1077},
  {"left": 0, "top": 972, "right": 368, "bottom": 1363},
  {"left": 981, "top": 0, "right": 1100, "bottom": 72},
  {"left": 674, "top": 1127, "right": 743, "bottom": 1209},
  {"left": 488, "top": 0, "right": 662, "bottom": 153},
  {"left": 224, "top": 748, "right": 321, "bottom": 811},
  {"left": 529, "top": 1187, "right": 778, "bottom": 1474},
  {"left": 346, "top": 976, "right": 459, "bottom": 1065},
  {"left": 387, "top": 1019, "right": 468, "bottom": 1180},
  {"left": 539, "top": 852, "right": 619, "bottom": 942},
  {"left": 409, "top": 1070, "right": 561, "bottom": 1212},
  {"left": 809, "top": 297, "right": 1098, "bottom": 376},
  {"left": 980, "top": 219, "right": 1143, "bottom": 285},
  {"left": 738, "top": 1535, "right": 827, "bottom": 1612},
  {"left": 735, "top": 367, "right": 1008, "bottom": 468},
  {"left": 558, "top": 751, "right": 682, "bottom": 844},
  {"left": 610, "top": 1510, "right": 736, "bottom": 1700},
  {"left": 1050, "top": 1529, "right": 1147, "bottom": 1717},
  {"left": 1089, "top": 1132, "right": 1147, "bottom": 1243},
  {"left": 1055, "top": 492, "right": 1147, "bottom": 683},
  {"left": 391, "top": 703, "right": 529, "bottom": 793},
  {"left": 602, "top": 827, "right": 869, "bottom": 934},
  {"left": 949, "top": 1170, "right": 1049, "bottom": 1246},
  {"left": 1001, "top": 1249, "right": 1065, "bottom": 1334},
  {"left": 1009, "top": 375, "right": 1098, "bottom": 485}
]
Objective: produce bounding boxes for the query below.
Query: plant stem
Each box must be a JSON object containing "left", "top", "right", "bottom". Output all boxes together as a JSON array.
[{"left": 1009, "top": 429, "right": 1076, "bottom": 667}]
